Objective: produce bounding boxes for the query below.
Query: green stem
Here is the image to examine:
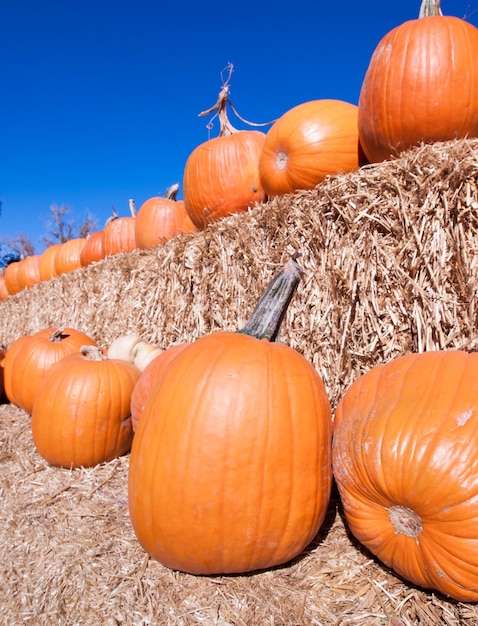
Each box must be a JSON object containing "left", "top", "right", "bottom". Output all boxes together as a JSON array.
[
  {"left": 238, "top": 254, "right": 303, "bottom": 342},
  {"left": 419, "top": 0, "right": 443, "bottom": 17}
]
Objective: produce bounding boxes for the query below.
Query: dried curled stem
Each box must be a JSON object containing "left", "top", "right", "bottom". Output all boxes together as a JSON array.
[{"left": 199, "top": 62, "right": 275, "bottom": 137}]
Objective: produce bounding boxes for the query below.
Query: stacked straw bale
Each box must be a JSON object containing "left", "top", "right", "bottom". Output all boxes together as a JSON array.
[{"left": 1, "top": 137, "right": 477, "bottom": 408}]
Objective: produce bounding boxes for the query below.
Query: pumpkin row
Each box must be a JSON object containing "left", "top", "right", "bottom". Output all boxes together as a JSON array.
[
  {"left": 2, "top": 257, "right": 478, "bottom": 603},
  {"left": 3, "top": 0, "right": 477, "bottom": 298}
]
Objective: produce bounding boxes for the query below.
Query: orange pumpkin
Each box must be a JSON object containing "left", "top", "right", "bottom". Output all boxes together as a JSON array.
[
  {"left": 332, "top": 350, "right": 478, "bottom": 602},
  {"left": 135, "top": 184, "right": 197, "bottom": 249},
  {"left": 259, "top": 99, "right": 365, "bottom": 197},
  {"left": 54, "top": 238, "right": 87, "bottom": 276},
  {"left": 0, "top": 276, "right": 9, "bottom": 301},
  {"left": 130, "top": 343, "right": 188, "bottom": 431},
  {"left": 3, "top": 327, "right": 97, "bottom": 414},
  {"left": 80, "top": 229, "right": 106, "bottom": 266},
  {"left": 39, "top": 244, "right": 62, "bottom": 282},
  {"left": 4, "top": 260, "right": 23, "bottom": 296},
  {"left": 183, "top": 83, "right": 266, "bottom": 229},
  {"left": 0, "top": 347, "right": 5, "bottom": 400},
  {"left": 128, "top": 257, "right": 332, "bottom": 574},
  {"left": 358, "top": 0, "right": 478, "bottom": 163},
  {"left": 17, "top": 255, "right": 42, "bottom": 290},
  {"left": 103, "top": 208, "right": 137, "bottom": 256},
  {"left": 32, "top": 346, "right": 140, "bottom": 468}
]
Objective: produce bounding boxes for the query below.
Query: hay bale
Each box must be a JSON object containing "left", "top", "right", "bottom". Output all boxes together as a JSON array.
[
  {"left": 1, "top": 138, "right": 478, "bottom": 624},
  {"left": 1, "top": 137, "right": 477, "bottom": 409}
]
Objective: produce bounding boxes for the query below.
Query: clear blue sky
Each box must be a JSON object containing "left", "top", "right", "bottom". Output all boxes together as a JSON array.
[{"left": 1, "top": 0, "right": 477, "bottom": 252}]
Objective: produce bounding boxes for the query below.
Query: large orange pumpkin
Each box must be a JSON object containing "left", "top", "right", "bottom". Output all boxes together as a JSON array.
[
  {"left": 183, "top": 83, "right": 266, "bottom": 229},
  {"left": 128, "top": 257, "right": 332, "bottom": 574},
  {"left": 32, "top": 346, "right": 140, "bottom": 468},
  {"left": 259, "top": 99, "right": 365, "bottom": 196},
  {"left": 358, "top": 0, "right": 478, "bottom": 163},
  {"left": 332, "top": 350, "right": 478, "bottom": 602},
  {"left": 4, "top": 327, "right": 97, "bottom": 414},
  {"left": 135, "top": 184, "right": 197, "bottom": 249}
]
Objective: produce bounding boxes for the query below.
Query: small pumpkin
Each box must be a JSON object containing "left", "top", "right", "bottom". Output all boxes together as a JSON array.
[
  {"left": 0, "top": 276, "right": 10, "bottom": 301},
  {"left": 103, "top": 201, "right": 137, "bottom": 256},
  {"left": 17, "top": 255, "right": 42, "bottom": 290},
  {"left": 259, "top": 99, "right": 365, "bottom": 196},
  {"left": 135, "top": 184, "right": 197, "bottom": 249},
  {"left": 32, "top": 346, "right": 140, "bottom": 468},
  {"left": 128, "top": 256, "right": 332, "bottom": 574},
  {"left": 183, "top": 79, "right": 266, "bottom": 229},
  {"left": 4, "top": 260, "right": 23, "bottom": 296},
  {"left": 358, "top": 0, "right": 478, "bottom": 163},
  {"left": 107, "top": 334, "right": 145, "bottom": 362},
  {"left": 80, "top": 229, "right": 106, "bottom": 266},
  {"left": 3, "top": 327, "right": 97, "bottom": 414},
  {"left": 107, "top": 334, "right": 163, "bottom": 371},
  {"left": 54, "top": 237, "right": 87, "bottom": 276},
  {"left": 39, "top": 244, "right": 62, "bottom": 282},
  {"left": 0, "top": 346, "right": 5, "bottom": 400},
  {"left": 332, "top": 350, "right": 478, "bottom": 602}
]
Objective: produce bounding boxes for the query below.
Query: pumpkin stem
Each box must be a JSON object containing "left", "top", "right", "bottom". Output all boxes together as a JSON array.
[
  {"left": 49, "top": 327, "right": 67, "bottom": 342},
  {"left": 239, "top": 253, "right": 303, "bottom": 342},
  {"left": 419, "top": 0, "right": 443, "bottom": 17},
  {"left": 129, "top": 199, "right": 137, "bottom": 218},
  {"left": 199, "top": 63, "right": 275, "bottom": 137},
  {"left": 388, "top": 505, "right": 423, "bottom": 540},
  {"left": 164, "top": 183, "right": 180, "bottom": 201},
  {"left": 199, "top": 82, "right": 239, "bottom": 137}
]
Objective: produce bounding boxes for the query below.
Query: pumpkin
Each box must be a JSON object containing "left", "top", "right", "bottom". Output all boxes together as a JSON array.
[
  {"left": 358, "top": 0, "right": 478, "bottom": 163},
  {"left": 0, "top": 347, "right": 5, "bottom": 400},
  {"left": 107, "top": 334, "right": 144, "bottom": 361},
  {"left": 32, "top": 346, "right": 140, "bottom": 468},
  {"left": 332, "top": 350, "right": 478, "bottom": 602},
  {"left": 103, "top": 201, "right": 137, "bottom": 256},
  {"left": 80, "top": 229, "right": 106, "bottom": 266},
  {"left": 259, "top": 99, "right": 365, "bottom": 196},
  {"left": 135, "top": 184, "right": 197, "bottom": 249},
  {"left": 128, "top": 256, "right": 332, "bottom": 574},
  {"left": 183, "top": 81, "right": 266, "bottom": 229},
  {"left": 107, "top": 334, "right": 163, "bottom": 371},
  {"left": 3, "top": 327, "right": 97, "bottom": 414},
  {"left": 54, "top": 237, "right": 87, "bottom": 276},
  {"left": 17, "top": 255, "right": 42, "bottom": 290},
  {"left": 4, "top": 260, "right": 23, "bottom": 295},
  {"left": 39, "top": 244, "right": 62, "bottom": 281},
  {"left": 0, "top": 276, "right": 9, "bottom": 301},
  {"left": 130, "top": 343, "right": 188, "bottom": 431}
]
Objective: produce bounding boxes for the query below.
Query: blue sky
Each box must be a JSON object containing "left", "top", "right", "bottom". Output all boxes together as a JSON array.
[{"left": 1, "top": 0, "right": 477, "bottom": 252}]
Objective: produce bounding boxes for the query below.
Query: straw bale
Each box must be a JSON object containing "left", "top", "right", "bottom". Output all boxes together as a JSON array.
[
  {"left": 1, "top": 137, "right": 477, "bottom": 408},
  {"left": 1, "top": 137, "right": 478, "bottom": 624}
]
